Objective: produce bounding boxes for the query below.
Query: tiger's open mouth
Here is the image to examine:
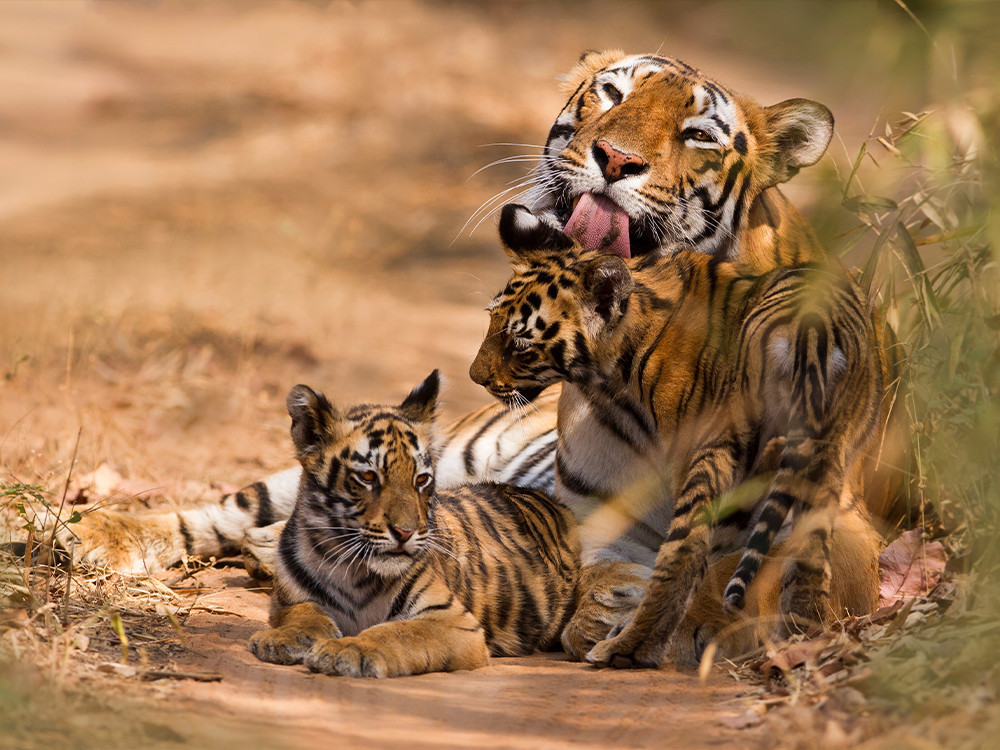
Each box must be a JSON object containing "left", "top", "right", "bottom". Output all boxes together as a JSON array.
[{"left": 561, "top": 192, "right": 660, "bottom": 258}]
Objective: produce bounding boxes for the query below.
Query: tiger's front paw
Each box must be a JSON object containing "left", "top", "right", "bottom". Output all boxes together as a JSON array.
[
  {"left": 562, "top": 568, "right": 647, "bottom": 660},
  {"left": 248, "top": 626, "right": 320, "bottom": 665},
  {"left": 305, "top": 638, "right": 397, "bottom": 679},
  {"left": 585, "top": 625, "right": 665, "bottom": 670}
]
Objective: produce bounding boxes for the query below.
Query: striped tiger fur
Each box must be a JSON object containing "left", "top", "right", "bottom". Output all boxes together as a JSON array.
[
  {"left": 471, "top": 205, "right": 887, "bottom": 667},
  {"left": 248, "top": 370, "right": 579, "bottom": 678}
]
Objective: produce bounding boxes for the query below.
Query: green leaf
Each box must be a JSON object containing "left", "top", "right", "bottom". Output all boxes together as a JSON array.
[{"left": 843, "top": 195, "right": 899, "bottom": 213}]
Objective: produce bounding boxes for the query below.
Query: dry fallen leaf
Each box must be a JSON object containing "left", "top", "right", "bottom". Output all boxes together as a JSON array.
[
  {"left": 760, "top": 634, "right": 838, "bottom": 674},
  {"left": 719, "top": 710, "right": 765, "bottom": 730},
  {"left": 878, "top": 529, "right": 947, "bottom": 606}
]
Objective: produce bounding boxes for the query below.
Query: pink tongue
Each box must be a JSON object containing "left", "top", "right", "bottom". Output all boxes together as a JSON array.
[{"left": 563, "top": 192, "right": 631, "bottom": 258}]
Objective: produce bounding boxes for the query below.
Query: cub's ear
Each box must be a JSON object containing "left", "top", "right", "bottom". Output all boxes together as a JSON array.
[
  {"left": 580, "top": 255, "right": 634, "bottom": 325},
  {"left": 763, "top": 98, "right": 834, "bottom": 184},
  {"left": 499, "top": 204, "right": 574, "bottom": 266},
  {"left": 286, "top": 384, "right": 338, "bottom": 460},
  {"left": 399, "top": 369, "right": 440, "bottom": 424}
]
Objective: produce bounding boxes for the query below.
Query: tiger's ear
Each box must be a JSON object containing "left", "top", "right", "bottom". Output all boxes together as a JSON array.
[
  {"left": 580, "top": 255, "right": 634, "bottom": 326},
  {"left": 399, "top": 369, "right": 440, "bottom": 424},
  {"left": 499, "top": 204, "right": 575, "bottom": 268},
  {"left": 287, "top": 384, "right": 339, "bottom": 461},
  {"left": 559, "top": 49, "right": 628, "bottom": 95},
  {"left": 762, "top": 99, "right": 834, "bottom": 184}
]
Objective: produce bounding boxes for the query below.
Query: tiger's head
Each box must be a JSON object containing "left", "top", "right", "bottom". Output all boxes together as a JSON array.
[
  {"left": 524, "top": 50, "right": 833, "bottom": 260},
  {"left": 471, "top": 204, "right": 641, "bottom": 405},
  {"left": 286, "top": 371, "right": 441, "bottom": 577}
]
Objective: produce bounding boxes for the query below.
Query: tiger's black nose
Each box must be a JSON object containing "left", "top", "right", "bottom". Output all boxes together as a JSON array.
[{"left": 593, "top": 140, "right": 647, "bottom": 183}]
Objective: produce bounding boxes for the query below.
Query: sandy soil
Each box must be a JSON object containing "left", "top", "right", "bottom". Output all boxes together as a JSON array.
[
  {"left": 0, "top": 2, "right": 938, "bottom": 748},
  {"left": 152, "top": 568, "right": 764, "bottom": 750}
]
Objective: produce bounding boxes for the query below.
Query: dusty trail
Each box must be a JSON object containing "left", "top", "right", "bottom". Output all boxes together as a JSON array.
[{"left": 162, "top": 569, "right": 764, "bottom": 750}]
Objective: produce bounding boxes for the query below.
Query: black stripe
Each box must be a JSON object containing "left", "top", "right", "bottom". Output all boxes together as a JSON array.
[
  {"left": 178, "top": 516, "right": 195, "bottom": 555},
  {"left": 255, "top": 481, "right": 274, "bottom": 527}
]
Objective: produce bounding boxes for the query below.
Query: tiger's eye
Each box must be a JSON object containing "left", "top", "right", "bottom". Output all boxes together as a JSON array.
[
  {"left": 682, "top": 128, "right": 715, "bottom": 144},
  {"left": 415, "top": 473, "right": 432, "bottom": 489}
]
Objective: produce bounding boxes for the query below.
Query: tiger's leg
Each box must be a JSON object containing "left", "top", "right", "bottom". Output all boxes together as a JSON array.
[
  {"left": 560, "top": 561, "right": 650, "bottom": 660},
  {"left": 248, "top": 601, "right": 343, "bottom": 666},
  {"left": 241, "top": 521, "right": 287, "bottom": 580},
  {"left": 305, "top": 579, "right": 489, "bottom": 678},
  {"left": 726, "top": 430, "right": 852, "bottom": 639},
  {"left": 667, "top": 507, "right": 881, "bottom": 666},
  {"left": 39, "top": 468, "right": 301, "bottom": 574},
  {"left": 587, "top": 436, "right": 742, "bottom": 669},
  {"left": 775, "top": 488, "right": 840, "bottom": 639}
]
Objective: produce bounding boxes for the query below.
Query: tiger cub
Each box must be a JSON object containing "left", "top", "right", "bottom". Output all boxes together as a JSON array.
[
  {"left": 248, "top": 370, "right": 579, "bottom": 678},
  {"left": 471, "top": 205, "right": 883, "bottom": 668}
]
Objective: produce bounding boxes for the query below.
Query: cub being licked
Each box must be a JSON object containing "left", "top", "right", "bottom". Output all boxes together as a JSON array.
[
  {"left": 248, "top": 371, "right": 579, "bottom": 678},
  {"left": 471, "top": 205, "right": 886, "bottom": 667}
]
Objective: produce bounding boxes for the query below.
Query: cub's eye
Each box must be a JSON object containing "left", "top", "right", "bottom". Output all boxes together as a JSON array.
[
  {"left": 354, "top": 470, "right": 377, "bottom": 486},
  {"left": 415, "top": 473, "right": 433, "bottom": 489},
  {"left": 682, "top": 128, "right": 717, "bottom": 145},
  {"left": 601, "top": 83, "right": 623, "bottom": 106}
]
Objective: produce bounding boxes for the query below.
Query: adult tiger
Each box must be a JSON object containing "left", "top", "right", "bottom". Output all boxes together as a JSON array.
[{"left": 42, "top": 51, "right": 906, "bottom": 662}]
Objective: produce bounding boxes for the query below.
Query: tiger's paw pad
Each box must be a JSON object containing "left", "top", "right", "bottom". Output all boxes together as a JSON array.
[
  {"left": 305, "top": 638, "right": 395, "bottom": 679},
  {"left": 248, "top": 627, "right": 317, "bottom": 665}
]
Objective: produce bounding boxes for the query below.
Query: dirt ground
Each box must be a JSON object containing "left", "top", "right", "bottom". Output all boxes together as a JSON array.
[{"left": 0, "top": 2, "right": 953, "bottom": 748}]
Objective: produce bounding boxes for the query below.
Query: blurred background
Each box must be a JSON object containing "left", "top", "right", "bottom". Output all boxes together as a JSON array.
[{"left": 0, "top": 0, "right": 995, "bottom": 499}]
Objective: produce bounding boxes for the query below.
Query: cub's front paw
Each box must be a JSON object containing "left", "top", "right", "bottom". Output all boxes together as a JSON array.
[
  {"left": 585, "top": 626, "right": 665, "bottom": 670},
  {"left": 248, "top": 627, "right": 319, "bottom": 665},
  {"left": 305, "top": 638, "right": 397, "bottom": 679}
]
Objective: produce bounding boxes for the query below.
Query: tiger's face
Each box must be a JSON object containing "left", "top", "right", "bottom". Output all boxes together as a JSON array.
[
  {"left": 470, "top": 205, "right": 634, "bottom": 405},
  {"left": 525, "top": 51, "right": 833, "bottom": 259},
  {"left": 286, "top": 372, "right": 440, "bottom": 578}
]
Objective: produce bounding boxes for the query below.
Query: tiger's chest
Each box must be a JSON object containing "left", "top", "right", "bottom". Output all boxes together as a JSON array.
[
  {"left": 311, "top": 565, "right": 399, "bottom": 637},
  {"left": 555, "top": 385, "right": 674, "bottom": 567}
]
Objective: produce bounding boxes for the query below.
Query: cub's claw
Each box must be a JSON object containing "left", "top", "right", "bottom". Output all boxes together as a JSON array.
[{"left": 248, "top": 627, "right": 318, "bottom": 665}]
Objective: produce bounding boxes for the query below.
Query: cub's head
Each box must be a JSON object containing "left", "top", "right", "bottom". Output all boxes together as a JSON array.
[
  {"left": 470, "top": 204, "right": 634, "bottom": 406},
  {"left": 525, "top": 50, "right": 833, "bottom": 258},
  {"left": 286, "top": 371, "right": 441, "bottom": 577}
]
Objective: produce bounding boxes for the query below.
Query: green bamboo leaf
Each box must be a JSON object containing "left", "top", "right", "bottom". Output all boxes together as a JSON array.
[
  {"left": 844, "top": 195, "right": 899, "bottom": 213},
  {"left": 896, "top": 221, "right": 941, "bottom": 325}
]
